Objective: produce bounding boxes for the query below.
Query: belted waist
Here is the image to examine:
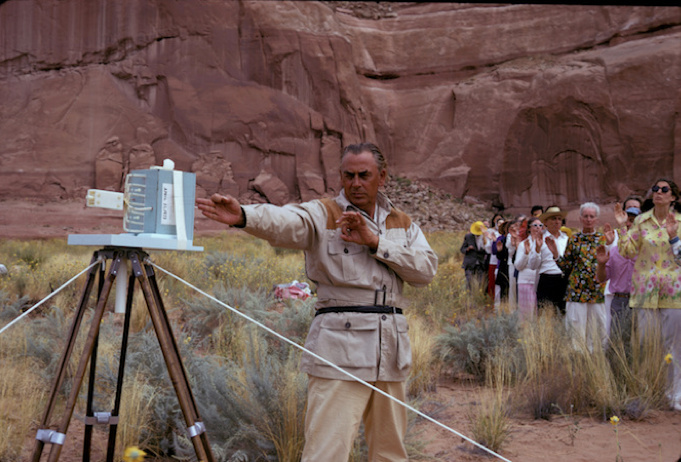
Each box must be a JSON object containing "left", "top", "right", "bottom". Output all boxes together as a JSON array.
[
  {"left": 315, "top": 306, "right": 403, "bottom": 317},
  {"left": 613, "top": 292, "right": 630, "bottom": 298},
  {"left": 315, "top": 285, "right": 403, "bottom": 307}
]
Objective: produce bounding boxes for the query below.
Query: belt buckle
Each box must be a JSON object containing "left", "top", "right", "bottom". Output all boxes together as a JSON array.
[{"left": 374, "top": 286, "right": 387, "bottom": 307}]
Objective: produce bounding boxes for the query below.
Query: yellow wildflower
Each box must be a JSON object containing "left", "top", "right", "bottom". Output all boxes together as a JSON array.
[
  {"left": 123, "top": 446, "right": 146, "bottom": 461},
  {"left": 609, "top": 415, "right": 620, "bottom": 426},
  {"left": 665, "top": 353, "right": 673, "bottom": 364}
]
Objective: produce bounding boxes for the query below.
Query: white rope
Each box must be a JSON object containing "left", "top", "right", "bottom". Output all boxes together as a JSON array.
[
  {"left": 150, "top": 260, "right": 513, "bottom": 462},
  {"left": 0, "top": 258, "right": 102, "bottom": 336}
]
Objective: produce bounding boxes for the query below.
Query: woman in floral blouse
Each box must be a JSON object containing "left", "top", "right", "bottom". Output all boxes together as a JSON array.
[
  {"left": 617, "top": 178, "right": 681, "bottom": 411},
  {"left": 546, "top": 202, "right": 607, "bottom": 351}
]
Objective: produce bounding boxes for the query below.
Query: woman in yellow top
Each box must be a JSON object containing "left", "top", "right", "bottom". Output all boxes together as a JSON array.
[{"left": 616, "top": 178, "right": 681, "bottom": 410}]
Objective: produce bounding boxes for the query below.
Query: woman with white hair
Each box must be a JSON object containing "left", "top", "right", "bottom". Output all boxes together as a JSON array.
[{"left": 547, "top": 202, "right": 607, "bottom": 351}]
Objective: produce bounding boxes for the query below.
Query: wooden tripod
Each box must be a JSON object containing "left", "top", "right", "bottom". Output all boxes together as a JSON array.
[{"left": 31, "top": 247, "right": 215, "bottom": 462}]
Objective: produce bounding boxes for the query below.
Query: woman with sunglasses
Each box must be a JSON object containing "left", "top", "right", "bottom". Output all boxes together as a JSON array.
[
  {"left": 547, "top": 202, "right": 607, "bottom": 351},
  {"left": 616, "top": 178, "right": 681, "bottom": 411}
]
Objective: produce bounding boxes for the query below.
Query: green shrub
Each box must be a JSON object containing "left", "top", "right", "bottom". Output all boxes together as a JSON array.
[{"left": 438, "top": 312, "right": 520, "bottom": 382}]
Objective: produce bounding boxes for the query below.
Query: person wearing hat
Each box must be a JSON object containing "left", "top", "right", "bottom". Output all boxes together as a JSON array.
[
  {"left": 595, "top": 199, "right": 641, "bottom": 337},
  {"left": 526, "top": 205, "right": 570, "bottom": 315},
  {"left": 461, "top": 220, "right": 489, "bottom": 293},
  {"left": 483, "top": 214, "right": 504, "bottom": 303}
]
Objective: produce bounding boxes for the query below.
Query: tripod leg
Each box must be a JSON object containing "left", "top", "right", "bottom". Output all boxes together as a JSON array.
[
  {"left": 129, "top": 252, "right": 215, "bottom": 462},
  {"left": 84, "top": 261, "right": 107, "bottom": 461},
  {"left": 32, "top": 251, "right": 103, "bottom": 462},
  {"left": 45, "top": 251, "right": 123, "bottom": 462},
  {"left": 105, "top": 270, "right": 137, "bottom": 462},
  {"left": 145, "top": 260, "right": 216, "bottom": 460}
]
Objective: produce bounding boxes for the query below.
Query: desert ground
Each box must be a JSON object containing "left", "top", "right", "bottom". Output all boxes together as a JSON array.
[{"left": 3, "top": 198, "right": 681, "bottom": 462}]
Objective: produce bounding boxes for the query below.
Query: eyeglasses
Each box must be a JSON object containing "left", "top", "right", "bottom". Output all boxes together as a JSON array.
[{"left": 652, "top": 185, "right": 670, "bottom": 193}]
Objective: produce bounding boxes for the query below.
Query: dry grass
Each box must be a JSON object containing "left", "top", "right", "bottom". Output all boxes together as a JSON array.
[
  {"left": 1, "top": 233, "right": 679, "bottom": 460},
  {"left": 517, "top": 312, "right": 574, "bottom": 419},
  {"left": 468, "top": 347, "right": 513, "bottom": 453},
  {"left": 0, "top": 323, "right": 47, "bottom": 461},
  {"left": 407, "top": 314, "right": 441, "bottom": 396},
  {"left": 115, "top": 371, "right": 158, "bottom": 455},
  {"left": 608, "top": 318, "right": 669, "bottom": 419}
]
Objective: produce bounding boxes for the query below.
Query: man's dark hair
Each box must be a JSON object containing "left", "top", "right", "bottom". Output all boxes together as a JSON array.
[
  {"left": 342, "top": 142, "right": 387, "bottom": 172},
  {"left": 623, "top": 195, "right": 643, "bottom": 208},
  {"left": 530, "top": 205, "right": 543, "bottom": 215}
]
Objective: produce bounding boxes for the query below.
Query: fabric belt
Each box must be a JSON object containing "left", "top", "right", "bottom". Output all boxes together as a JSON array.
[
  {"left": 613, "top": 292, "right": 630, "bottom": 298},
  {"left": 315, "top": 306, "right": 403, "bottom": 317},
  {"left": 315, "top": 285, "right": 402, "bottom": 307}
]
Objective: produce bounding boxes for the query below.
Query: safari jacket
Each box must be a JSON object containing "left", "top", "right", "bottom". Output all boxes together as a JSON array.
[{"left": 241, "top": 191, "right": 438, "bottom": 382}]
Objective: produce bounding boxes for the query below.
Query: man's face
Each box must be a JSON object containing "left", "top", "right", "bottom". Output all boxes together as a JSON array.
[
  {"left": 545, "top": 215, "right": 562, "bottom": 234},
  {"left": 623, "top": 199, "right": 641, "bottom": 227},
  {"left": 340, "top": 150, "right": 386, "bottom": 216}
]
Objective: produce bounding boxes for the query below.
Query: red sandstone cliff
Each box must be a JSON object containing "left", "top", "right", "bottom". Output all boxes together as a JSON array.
[{"left": 0, "top": 1, "right": 680, "bottom": 213}]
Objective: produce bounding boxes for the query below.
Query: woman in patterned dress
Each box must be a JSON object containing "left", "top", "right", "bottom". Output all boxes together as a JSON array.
[
  {"left": 616, "top": 178, "right": 681, "bottom": 410},
  {"left": 547, "top": 202, "right": 607, "bottom": 351}
]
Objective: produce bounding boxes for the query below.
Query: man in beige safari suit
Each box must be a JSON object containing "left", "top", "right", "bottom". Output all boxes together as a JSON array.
[{"left": 197, "top": 142, "right": 438, "bottom": 461}]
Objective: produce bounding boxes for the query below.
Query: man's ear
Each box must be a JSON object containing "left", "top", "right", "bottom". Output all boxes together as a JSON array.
[{"left": 378, "top": 169, "right": 387, "bottom": 187}]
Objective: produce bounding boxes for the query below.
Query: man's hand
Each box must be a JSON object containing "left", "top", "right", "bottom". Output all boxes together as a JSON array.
[
  {"left": 545, "top": 236, "right": 559, "bottom": 259},
  {"left": 614, "top": 202, "right": 628, "bottom": 228},
  {"left": 196, "top": 194, "right": 245, "bottom": 227},
  {"left": 535, "top": 236, "right": 543, "bottom": 253},
  {"left": 603, "top": 222, "right": 616, "bottom": 246},
  {"left": 596, "top": 244, "right": 610, "bottom": 265},
  {"left": 666, "top": 211, "right": 678, "bottom": 240},
  {"left": 595, "top": 244, "right": 609, "bottom": 284},
  {"left": 336, "top": 211, "right": 379, "bottom": 251}
]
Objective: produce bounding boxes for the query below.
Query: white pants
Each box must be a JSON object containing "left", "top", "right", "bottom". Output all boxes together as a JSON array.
[
  {"left": 637, "top": 309, "right": 681, "bottom": 410},
  {"left": 565, "top": 301, "right": 609, "bottom": 352},
  {"left": 604, "top": 293, "right": 614, "bottom": 338}
]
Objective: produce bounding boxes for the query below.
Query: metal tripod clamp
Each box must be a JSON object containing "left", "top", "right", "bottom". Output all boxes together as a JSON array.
[
  {"left": 35, "top": 429, "right": 66, "bottom": 445},
  {"left": 84, "top": 411, "right": 120, "bottom": 425},
  {"left": 187, "top": 421, "right": 206, "bottom": 438}
]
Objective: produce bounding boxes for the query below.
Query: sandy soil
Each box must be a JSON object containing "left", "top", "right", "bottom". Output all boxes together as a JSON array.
[
  {"left": 416, "top": 381, "right": 681, "bottom": 462},
  {"left": 20, "top": 379, "right": 681, "bottom": 462}
]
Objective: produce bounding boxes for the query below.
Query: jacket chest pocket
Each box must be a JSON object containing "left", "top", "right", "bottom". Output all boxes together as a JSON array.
[
  {"left": 328, "top": 238, "right": 366, "bottom": 282},
  {"left": 314, "top": 315, "right": 379, "bottom": 368}
]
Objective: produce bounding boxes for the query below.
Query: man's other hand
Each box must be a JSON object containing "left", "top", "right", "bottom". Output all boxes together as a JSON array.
[{"left": 197, "top": 194, "right": 245, "bottom": 227}]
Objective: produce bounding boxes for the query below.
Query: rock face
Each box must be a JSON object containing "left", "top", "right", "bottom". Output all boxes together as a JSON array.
[{"left": 0, "top": 1, "right": 680, "bottom": 212}]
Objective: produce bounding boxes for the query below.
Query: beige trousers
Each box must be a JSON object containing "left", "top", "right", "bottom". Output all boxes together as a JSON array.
[{"left": 301, "top": 376, "right": 408, "bottom": 462}]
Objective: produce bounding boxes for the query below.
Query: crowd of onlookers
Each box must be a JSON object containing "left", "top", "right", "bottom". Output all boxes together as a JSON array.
[{"left": 460, "top": 177, "right": 681, "bottom": 411}]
